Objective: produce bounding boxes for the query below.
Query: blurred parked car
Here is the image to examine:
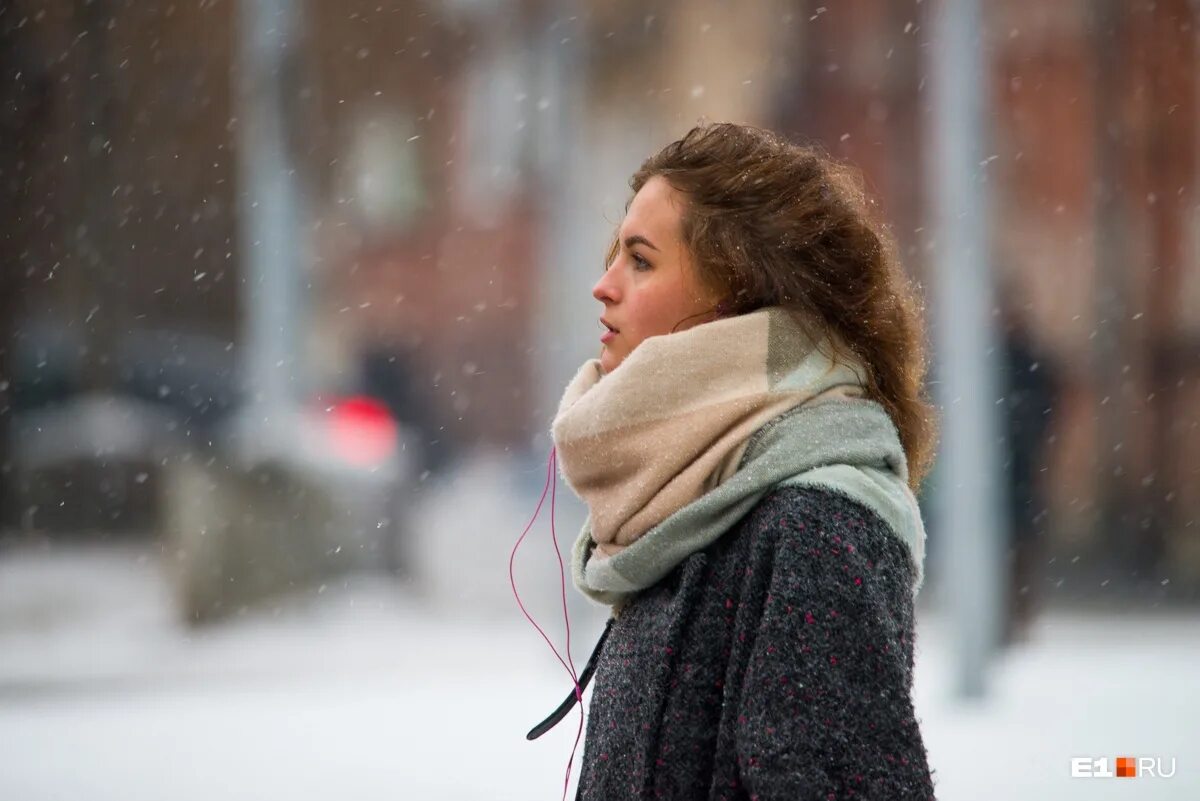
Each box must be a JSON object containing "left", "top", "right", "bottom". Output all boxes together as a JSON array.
[{"left": 3, "top": 319, "right": 418, "bottom": 622}]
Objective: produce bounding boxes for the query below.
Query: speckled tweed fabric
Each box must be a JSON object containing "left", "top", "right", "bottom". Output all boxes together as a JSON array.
[{"left": 574, "top": 485, "right": 937, "bottom": 800}]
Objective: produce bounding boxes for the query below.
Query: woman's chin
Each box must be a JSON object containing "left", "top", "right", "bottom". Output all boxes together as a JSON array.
[{"left": 599, "top": 348, "right": 622, "bottom": 374}]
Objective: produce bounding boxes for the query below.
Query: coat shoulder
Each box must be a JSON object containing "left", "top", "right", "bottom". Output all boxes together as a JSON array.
[
  {"left": 729, "top": 485, "right": 935, "bottom": 799},
  {"left": 730, "top": 483, "right": 919, "bottom": 590}
]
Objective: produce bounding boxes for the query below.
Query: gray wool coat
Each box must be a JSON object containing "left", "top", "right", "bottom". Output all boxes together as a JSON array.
[{"left": 568, "top": 484, "right": 936, "bottom": 800}]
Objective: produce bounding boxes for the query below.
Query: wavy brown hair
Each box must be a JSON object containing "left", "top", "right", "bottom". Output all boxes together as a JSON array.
[{"left": 618, "top": 122, "right": 939, "bottom": 491}]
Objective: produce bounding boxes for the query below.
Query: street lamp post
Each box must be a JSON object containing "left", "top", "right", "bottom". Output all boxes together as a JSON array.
[{"left": 929, "top": 0, "right": 1007, "bottom": 700}]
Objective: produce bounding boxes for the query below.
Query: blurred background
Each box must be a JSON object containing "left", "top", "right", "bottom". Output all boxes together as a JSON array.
[{"left": 1, "top": 0, "right": 1197, "bottom": 798}]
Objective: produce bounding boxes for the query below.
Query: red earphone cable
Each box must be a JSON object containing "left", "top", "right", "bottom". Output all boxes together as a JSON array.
[{"left": 509, "top": 446, "right": 584, "bottom": 800}]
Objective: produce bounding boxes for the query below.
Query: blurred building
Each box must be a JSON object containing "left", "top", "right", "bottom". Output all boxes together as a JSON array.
[{"left": 2, "top": 0, "right": 1197, "bottom": 598}]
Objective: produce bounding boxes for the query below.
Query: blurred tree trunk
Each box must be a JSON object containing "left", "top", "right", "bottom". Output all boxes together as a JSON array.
[
  {"left": 0, "top": 0, "right": 52, "bottom": 526},
  {"left": 1091, "top": 0, "right": 1145, "bottom": 573},
  {"left": 1143, "top": 0, "right": 1197, "bottom": 582},
  {"left": 1093, "top": 0, "right": 1197, "bottom": 584},
  {"left": 74, "top": 0, "right": 120, "bottom": 394}
]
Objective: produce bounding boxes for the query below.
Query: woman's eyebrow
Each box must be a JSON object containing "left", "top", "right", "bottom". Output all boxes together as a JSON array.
[{"left": 623, "top": 234, "right": 659, "bottom": 252}]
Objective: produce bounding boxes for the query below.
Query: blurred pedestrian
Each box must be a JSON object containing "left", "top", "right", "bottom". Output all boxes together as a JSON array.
[
  {"left": 529, "top": 123, "right": 939, "bottom": 799},
  {"left": 996, "top": 286, "right": 1059, "bottom": 647}
]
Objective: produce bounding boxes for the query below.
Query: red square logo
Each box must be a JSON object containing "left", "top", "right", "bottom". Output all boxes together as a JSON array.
[{"left": 1116, "top": 756, "right": 1137, "bottom": 778}]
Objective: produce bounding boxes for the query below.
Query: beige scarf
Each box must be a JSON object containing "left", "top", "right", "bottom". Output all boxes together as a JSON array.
[{"left": 551, "top": 306, "right": 870, "bottom": 560}]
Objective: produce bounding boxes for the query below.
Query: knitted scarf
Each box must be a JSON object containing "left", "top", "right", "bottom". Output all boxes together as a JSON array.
[{"left": 551, "top": 306, "right": 926, "bottom": 609}]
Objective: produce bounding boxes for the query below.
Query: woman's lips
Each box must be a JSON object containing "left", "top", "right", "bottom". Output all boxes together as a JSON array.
[{"left": 600, "top": 318, "right": 618, "bottom": 344}]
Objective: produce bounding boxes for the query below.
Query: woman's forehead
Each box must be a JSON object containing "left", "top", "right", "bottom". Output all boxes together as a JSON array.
[{"left": 621, "top": 176, "right": 684, "bottom": 244}]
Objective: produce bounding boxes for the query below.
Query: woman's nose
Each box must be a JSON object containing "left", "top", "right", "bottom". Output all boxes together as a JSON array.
[{"left": 592, "top": 272, "right": 619, "bottom": 304}]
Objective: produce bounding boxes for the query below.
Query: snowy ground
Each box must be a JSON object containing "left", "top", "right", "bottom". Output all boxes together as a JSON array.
[
  {"left": 2, "top": 543, "right": 1196, "bottom": 801},
  {"left": 1, "top": 456, "right": 1197, "bottom": 799}
]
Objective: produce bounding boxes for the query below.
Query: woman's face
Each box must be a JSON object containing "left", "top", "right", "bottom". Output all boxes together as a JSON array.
[{"left": 591, "top": 175, "right": 720, "bottom": 374}]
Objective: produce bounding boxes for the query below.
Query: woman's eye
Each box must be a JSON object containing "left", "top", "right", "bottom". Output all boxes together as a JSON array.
[{"left": 632, "top": 253, "right": 652, "bottom": 271}]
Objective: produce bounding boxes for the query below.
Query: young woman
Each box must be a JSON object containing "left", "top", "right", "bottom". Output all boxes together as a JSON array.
[{"left": 539, "top": 123, "right": 938, "bottom": 799}]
